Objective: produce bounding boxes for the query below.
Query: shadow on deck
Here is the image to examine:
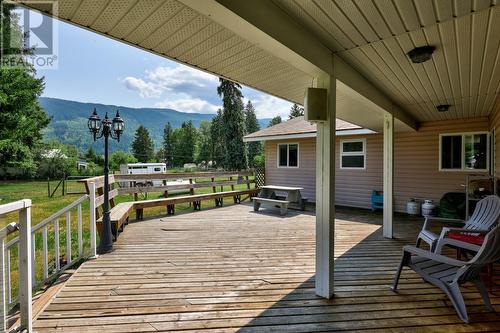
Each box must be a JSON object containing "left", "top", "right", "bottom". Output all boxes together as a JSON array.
[{"left": 31, "top": 203, "right": 500, "bottom": 332}]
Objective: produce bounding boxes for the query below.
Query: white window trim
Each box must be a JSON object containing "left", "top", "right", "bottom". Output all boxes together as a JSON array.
[
  {"left": 439, "top": 131, "right": 490, "bottom": 172},
  {"left": 340, "top": 138, "right": 366, "bottom": 170},
  {"left": 277, "top": 143, "right": 300, "bottom": 168}
]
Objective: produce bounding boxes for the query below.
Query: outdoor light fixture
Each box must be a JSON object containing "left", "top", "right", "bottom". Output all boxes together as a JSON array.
[
  {"left": 436, "top": 104, "right": 451, "bottom": 112},
  {"left": 407, "top": 45, "right": 435, "bottom": 64},
  {"left": 87, "top": 108, "right": 125, "bottom": 254}
]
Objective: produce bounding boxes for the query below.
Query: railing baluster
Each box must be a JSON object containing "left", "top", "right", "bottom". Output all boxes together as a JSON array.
[
  {"left": 54, "top": 219, "right": 60, "bottom": 271},
  {"left": 43, "top": 227, "right": 48, "bottom": 280},
  {"left": 66, "top": 211, "right": 71, "bottom": 264},
  {"left": 6, "top": 249, "right": 11, "bottom": 304},
  {"left": 90, "top": 182, "right": 97, "bottom": 258},
  {"left": 0, "top": 237, "right": 6, "bottom": 331},
  {"left": 77, "top": 204, "right": 83, "bottom": 257},
  {"left": 31, "top": 233, "right": 36, "bottom": 287}
]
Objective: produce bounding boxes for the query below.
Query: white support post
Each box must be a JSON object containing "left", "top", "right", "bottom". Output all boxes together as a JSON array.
[
  {"left": 314, "top": 73, "right": 336, "bottom": 298},
  {"left": 89, "top": 182, "right": 98, "bottom": 258},
  {"left": 19, "top": 200, "right": 33, "bottom": 332},
  {"left": 383, "top": 112, "right": 394, "bottom": 238}
]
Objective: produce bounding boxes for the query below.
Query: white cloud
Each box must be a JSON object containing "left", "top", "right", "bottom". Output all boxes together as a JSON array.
[
  {"left": 244, "top": 94, "right": 293, "bottom": 119},
  {"left": 155, "top": 97, "right": 219, "bottom": 114},
  {"left": 146, "top": 66, "right": 218, "bottom": 90},
  {"left": 123, "top": 77, "right": 162, "bottom": 98},
  {"left": 123, "top": 63, "right": 293, "bottom": 117}
]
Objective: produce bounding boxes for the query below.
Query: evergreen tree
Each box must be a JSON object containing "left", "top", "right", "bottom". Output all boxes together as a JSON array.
[
  {"left": 211, "top": 109, "right": 226, "bottom": 168},
  {"left": 289, "top": 103, "right": 304, "bottom": 119},
  {"left": 244, "top": 101, "right": 262, "bottom": 167},
  {"left": 0, "top": 4, "right": 50, "bottom": 177},
  {"left": 162, "top": 122, "right": 174, "bottom": 166},
  {"left": 195, "top": 121, "right": 213, "bottom": 164},
  {"left": 85, "top": 146, "right": 97, "bottom": 162},
  {"left": 179, "top": 121, "right": 197, "bottom": 165},
  {"left": 268, "top": 116, "right": 282, "bottom": 127},
  {"left": 131, "top": 125, "right": 154, "bottom": 162},
  {"left": 217, "top": 78, "right": 248, "bottom": 170},
  {"left": 170, "top": 128, "right": 183, "bottom": 167}
]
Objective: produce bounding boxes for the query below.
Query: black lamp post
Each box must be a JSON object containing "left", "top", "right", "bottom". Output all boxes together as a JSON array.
[{"left": 87, "top": 108, "right": 124, "bottom": 253}]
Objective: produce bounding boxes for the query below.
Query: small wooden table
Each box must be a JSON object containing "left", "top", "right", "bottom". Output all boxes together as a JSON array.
[{"left": 253, "top": 185, "right": 306, "bottom": 214}]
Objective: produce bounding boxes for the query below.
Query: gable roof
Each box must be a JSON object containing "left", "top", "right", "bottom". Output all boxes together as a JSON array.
[{"left": 244, "top": 116, "right": 372, "bottom": 142}]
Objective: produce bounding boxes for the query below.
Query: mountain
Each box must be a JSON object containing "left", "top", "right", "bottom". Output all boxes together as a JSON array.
[{"left": 39, "top": 97, "right": 271, "bottom": 154}]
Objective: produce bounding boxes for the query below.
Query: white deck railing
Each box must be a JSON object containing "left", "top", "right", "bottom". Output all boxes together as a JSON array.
[{"left": 0, "top": 182, "right": 97, "bottom": 332}]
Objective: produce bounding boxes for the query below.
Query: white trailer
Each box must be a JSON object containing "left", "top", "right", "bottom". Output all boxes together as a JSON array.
[{"left": 120, "top": 163, "right": 166, "bottom": 187}]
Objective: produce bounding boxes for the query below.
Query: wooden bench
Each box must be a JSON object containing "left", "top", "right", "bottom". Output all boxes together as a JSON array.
[
  {"left": 81, "top": 171, "right": 260, "bottom": 240},
  {"left": 253, "top": 197, "right": 290, "bottom": 215},
  {"left": 96, "top": 202, "right": 134, "bottom": 240},
  {"left": 134, "top": 188, "right": 260, "bottom": 219}
]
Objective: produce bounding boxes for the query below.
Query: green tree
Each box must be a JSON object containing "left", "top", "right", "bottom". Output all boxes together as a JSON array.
[
  {"left": 162, "top": 122, "right": 174, "bottom": 166},
  {"left": 195, "top": 121, "right": 213, "bottom": 165},
  {"left": 109, "top": 151, "right": 137, "bottom": 171},
  {"left": 217, "top": 78, "right": 247, "bottom": 170},
  {"left": 211, "top": 109, "right": 226, "bottom": 168},
  {"left": 268, "top": 116, "right": 282, "bottom": 127},
  {"left": 0, "top": 3, "right": 50, "bottom": 177},
  {"left": 170, "top": 128, "right": 183, "bottom": 167},
  {"left": 244, "top": 101, "right": 262, "bottom": 167},
  {"left": 131, "top": 125, "right": 154, "bottom": 162},
  {"left": 289, "top": 103, "right": 304, "bottom": 119},
  {"left": 85, "top": 146, "right": 97, "bottom": 161},
  {"left": 37, "top": 141, "right": 79, "bottom": 178},
  {"left": 179, "top": 121, "right": 197, "bottom": 166}
]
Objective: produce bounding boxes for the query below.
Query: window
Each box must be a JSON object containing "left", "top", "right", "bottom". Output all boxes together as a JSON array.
[
  {"left": 440, "top": 132, "right": 489, "bottom": 171},
  {"left": 277, "top": 143, "right": 299, "bottom": 168},
  {"left": 340, "top": 139, "right": 365, "bottom": 169}
]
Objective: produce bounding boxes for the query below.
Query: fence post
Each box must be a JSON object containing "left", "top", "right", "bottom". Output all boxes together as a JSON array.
[
  {"left": 89, "top": 182, "right": 98, "bottom": 258},
  {"left": 19, "top": 199, "right": 33, "bottom": 332}
]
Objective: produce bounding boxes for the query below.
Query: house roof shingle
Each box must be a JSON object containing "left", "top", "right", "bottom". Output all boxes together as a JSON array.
[{"left": 244, "top": 116, "right": 361, "bottom": 140}]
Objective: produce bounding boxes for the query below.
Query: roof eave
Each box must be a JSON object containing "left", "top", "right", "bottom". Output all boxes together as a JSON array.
[{"left": 243, "top": 128, "right": 375, "bottom": 142}]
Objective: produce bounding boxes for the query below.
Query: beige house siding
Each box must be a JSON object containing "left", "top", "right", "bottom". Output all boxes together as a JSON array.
[
  {"left": 393, "top": 118, "right": 490, "bottom": 212},
  {"left": 264, "top": 118, "right": 491, "bottom": 212},
  {"left": 335, "top": 135, "right": 383, "bottom": 208},
  {"left": 489, "top": 97, "right": 500, "bottom": 178},
  {"left": 265, "top": 139, "right": 316, "bottom": 201}
]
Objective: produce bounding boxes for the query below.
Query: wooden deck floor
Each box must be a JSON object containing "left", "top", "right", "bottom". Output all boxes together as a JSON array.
[{"left": 33, "top": 204, "right": 500, "bottom": 332}]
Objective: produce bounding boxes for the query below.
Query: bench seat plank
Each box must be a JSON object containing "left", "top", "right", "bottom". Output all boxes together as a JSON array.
[{"left": 252, "top": 197, "right": 289, "bottom": 215}]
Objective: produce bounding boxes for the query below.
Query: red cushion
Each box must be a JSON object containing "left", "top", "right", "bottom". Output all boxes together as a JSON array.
[{"left": 448, "top": 232, "right": 485, "bottom": 245}]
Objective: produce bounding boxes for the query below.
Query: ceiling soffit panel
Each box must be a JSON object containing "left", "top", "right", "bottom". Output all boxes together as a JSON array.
[
  {"left": 339, "top": 7, "right": 500, "bottom": 121},
  {"left": 274, "top": 0, "right": 500, "bottom": 122},
  {"left": 20, "top": 0, "right": 314, "bottom": 104}
]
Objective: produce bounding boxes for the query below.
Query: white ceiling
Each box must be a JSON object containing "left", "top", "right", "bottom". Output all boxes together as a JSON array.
[
  {"left": 19, "top": 0, "right": 500, "bottom": 129},
  {"left": 275, "top": 0, "right": 500, "bottom": 122}
]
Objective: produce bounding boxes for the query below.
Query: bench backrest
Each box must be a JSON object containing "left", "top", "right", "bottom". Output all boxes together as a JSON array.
[{"left": 80, "top": 171, "right": 257, "bottom": 212}]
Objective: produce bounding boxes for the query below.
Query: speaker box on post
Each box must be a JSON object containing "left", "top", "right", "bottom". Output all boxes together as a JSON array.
[{"left": 304, "top": 88, "right": 327, "bottom": 122}]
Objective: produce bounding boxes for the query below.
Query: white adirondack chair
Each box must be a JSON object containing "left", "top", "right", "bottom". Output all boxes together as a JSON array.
[
  {"left": 392, "top": 225, "right": 500, "bottom": 323},
  {"left": 416, "top": 195, "right": 500, "bottom": 252}
]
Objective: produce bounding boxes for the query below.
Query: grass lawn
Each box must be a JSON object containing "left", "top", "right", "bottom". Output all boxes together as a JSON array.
[{"left": 0, "top": 177, "right": 255, "bottom": 303}]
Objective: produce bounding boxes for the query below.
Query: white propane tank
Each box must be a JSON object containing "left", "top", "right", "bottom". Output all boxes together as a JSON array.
[
  {"left": 421, "top": 200, "right": 437, "bottom": 217},
  {"left": 407, "top": 198, "right": 420, "bottom": 216}
]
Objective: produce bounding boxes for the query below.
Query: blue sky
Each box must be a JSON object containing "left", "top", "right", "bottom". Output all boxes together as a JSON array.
[{"left": 36, "top": 13, "right": 293, "bottom": 119}]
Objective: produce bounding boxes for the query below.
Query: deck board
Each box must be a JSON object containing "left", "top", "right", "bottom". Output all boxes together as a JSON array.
[{"left": 33, "top": 204, "right": 500, "bottom": 332}]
